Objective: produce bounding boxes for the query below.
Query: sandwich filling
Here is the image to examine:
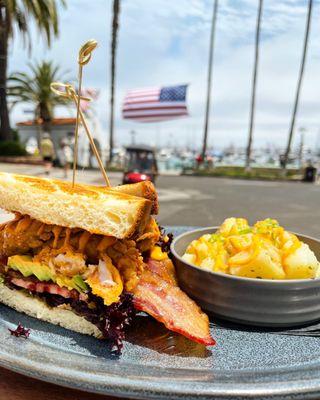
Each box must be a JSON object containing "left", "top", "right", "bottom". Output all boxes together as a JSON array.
[
  {"left": 0, "top": 213, "right": 214, "bottom": 350},
  {"left": 0, "top": 213, "right": 159, "bottom": 352}
]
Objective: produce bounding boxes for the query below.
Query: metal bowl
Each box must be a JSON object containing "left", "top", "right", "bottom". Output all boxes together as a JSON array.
[{"left": 171, "top": 227, "right": 320, "bottom": 327}]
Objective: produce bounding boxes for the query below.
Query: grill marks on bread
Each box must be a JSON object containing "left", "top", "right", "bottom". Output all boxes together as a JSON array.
[{"left": 0, "top": 173, "right": 152, "bottom": 238}]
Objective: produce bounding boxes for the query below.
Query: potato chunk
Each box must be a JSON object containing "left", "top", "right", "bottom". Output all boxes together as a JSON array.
[
  {"left": 229, "top": 241, "right": 285, "bottom": 280},
  {"left": 284, "top": 243, "right": 319, "bottom": 279}
]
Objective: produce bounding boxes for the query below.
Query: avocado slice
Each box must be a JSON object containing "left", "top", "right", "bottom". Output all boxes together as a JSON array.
[
  {"left": 56, "top": 275, "right": 88, "bottom": 292},
  {"left": 8, "top": 255, "right": 53, "bottom": 281},
  {"left": 72, "top": 275, "right": 88, "bottom": 292},
  {"left": 7, "top": 255, "right": 88, "bottom": 292}
]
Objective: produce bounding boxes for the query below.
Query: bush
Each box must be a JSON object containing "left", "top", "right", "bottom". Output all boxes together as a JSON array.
[
  {"left": 11, "top": 129, "right": 20, "bottom": 142},
  {"left": 0, "top": 141, "right": 27, "bottom": 156},
  {"left": 182, "top": 166, "right": 300, "bottom": 181}
]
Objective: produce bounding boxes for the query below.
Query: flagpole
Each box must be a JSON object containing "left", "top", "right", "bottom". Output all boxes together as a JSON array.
[
  {"left": 109, "top": 0, "right": 120, "bottom": 164},
  {"left": 245, "top": 0, "right": 263, "bottom": 171},
  {"left": 201, "top": 0, "right": 218, "bottom": 162},
  {"left": 283, "top": 0, "right": 313, "bottom": 171}
]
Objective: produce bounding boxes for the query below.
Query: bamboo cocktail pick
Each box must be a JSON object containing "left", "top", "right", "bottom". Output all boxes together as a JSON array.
[
  {"left": 73, "top": 40, "right": 97, "bottom": 188},
  {"left": 50, "top": 40, "right": 111, "bottom": 187}
]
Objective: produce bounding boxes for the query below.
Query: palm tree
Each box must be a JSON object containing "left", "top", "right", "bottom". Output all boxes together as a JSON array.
[
  {"left": 245, "top": 0, "right": 263, "bottom": 170},
  {"left": 283, "top": 0, "right": 313, "bottom": 171},
  {"left": 109, "top": 0, "right": 120, "bottom": 163},
  {"left": 8, "top": 61, "right": 69, "bottom": 144},
  {"left": 201, "top": 0, "right": 218, "bottom": 163},
  {"left": 0, "top": 0, "right": 66, "bottom": 142}
]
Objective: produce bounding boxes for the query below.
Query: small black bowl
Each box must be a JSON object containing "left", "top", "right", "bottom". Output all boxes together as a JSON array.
[{"left": 171, "top": 227, "right": 320, "bottom": 327}]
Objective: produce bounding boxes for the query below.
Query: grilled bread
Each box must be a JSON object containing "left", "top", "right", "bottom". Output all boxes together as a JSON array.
[
  {"left": 0, "top": 173, "right": 152, "bottom": 239},
  {"left": 112, "top": 181, "right": 159, "bottom": 215}
]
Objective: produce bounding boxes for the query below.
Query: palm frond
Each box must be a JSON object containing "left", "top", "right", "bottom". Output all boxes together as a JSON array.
[
  {"left": 5, "top": 0, "right": 66, "bottom": 48},
  {"left": 8, "top": 60, "right": 72, "bottom": 124}
]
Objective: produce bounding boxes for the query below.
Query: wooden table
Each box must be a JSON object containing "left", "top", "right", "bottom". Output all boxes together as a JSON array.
[{"left": 0, "top": 367, "right": 123, "bottom": 400}]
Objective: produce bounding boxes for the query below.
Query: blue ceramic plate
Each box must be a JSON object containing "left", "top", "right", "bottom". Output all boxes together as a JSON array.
[{"left": 1, "top": 226, "right": 320, "bottom": 400}]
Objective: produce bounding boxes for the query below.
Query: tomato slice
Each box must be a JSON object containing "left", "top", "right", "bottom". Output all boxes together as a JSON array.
[{"left": 11, "top": 277, "right": 78, "bottom": 299}]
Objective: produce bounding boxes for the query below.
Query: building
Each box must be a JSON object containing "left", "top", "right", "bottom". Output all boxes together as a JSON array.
[
  {"left": 16, "top": 117, "right": 106, "bottom": 167},
  {"left": 16, "top": 118, "right": 76, "bottom": 150}
]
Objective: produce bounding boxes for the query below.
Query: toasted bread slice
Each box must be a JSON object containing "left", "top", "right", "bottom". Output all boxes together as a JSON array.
[
  {"left": 0, "top": 283, "right": 102, "bottom": 338},
  {"left": 112, "top": 181, "right": 159, "bottom": 215},
  {"left": 0, "top": 173, "right": 151, "bottom": 238}
]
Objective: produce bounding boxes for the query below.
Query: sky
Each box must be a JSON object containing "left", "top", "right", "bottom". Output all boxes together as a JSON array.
[{"left": 8, "top": 0, "right": 320, "bottom": 151}]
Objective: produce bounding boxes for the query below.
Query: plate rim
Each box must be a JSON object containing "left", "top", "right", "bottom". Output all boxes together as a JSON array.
[{"left": 2, "top": 350, "right": 320, "bottom": 400}]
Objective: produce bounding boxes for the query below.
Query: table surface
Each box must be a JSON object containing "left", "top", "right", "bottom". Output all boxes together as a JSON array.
[{"left": 0, "top": 367, "right": 120, "bottom": 400}]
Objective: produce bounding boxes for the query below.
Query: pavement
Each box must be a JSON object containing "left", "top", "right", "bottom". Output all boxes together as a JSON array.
[{"left": 0, "top": 163, "right": 319, "bottom": 238}]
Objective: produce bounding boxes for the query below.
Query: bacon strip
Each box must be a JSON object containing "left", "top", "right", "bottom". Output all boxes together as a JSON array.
[
  {"left": 145, "top": 258, "right": 177, "bottom": 285},
  {"left": 133, "top": 258, "right": 215, "bottom": 346}
]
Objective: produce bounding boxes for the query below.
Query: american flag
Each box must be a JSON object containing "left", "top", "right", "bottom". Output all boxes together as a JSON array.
[{"left": 122, "top": 84, "right": 188, "bottom": 122}]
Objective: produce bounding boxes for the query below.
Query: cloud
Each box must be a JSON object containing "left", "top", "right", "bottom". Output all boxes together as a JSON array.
[{"left": 8, "top": 0, "right": 320, "bottom": 150}]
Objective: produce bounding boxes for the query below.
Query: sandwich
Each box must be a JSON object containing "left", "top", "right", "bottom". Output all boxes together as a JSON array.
[{"left": 0, "top": 173, "right": 214, "bottom": 352}]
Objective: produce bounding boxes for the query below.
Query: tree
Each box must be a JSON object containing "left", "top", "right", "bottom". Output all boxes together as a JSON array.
[
  {"left": 8, "top": 61, "right": 69, "bottom": 143},
  {"left": 201, "top": 0, "right": 218, "bottom": 163},
  {"left": 283, "top": 0, "right": 313, "bottom": 170},
  {"left": 0, "top": 0, "right": 65, "bottom": 142},
  {"left": 245, "top": 0, "right": 263, "bottom": 170},
  {"left": 109, "top": 0, "right": 120, "bottom": 163}
]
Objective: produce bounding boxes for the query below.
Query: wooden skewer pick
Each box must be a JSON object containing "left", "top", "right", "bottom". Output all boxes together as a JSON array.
[
  {"left": 73, "top": 40, "right": 98, "bottom": 188},
  {"left": 50, "top": 82, "right": 111, "bottom": 187},
  {"left": 70, "top": 91, "right": 111, "bottom": 186},
  {"left": 50, "top": 40, "right": 112, "bottom": 187}
]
